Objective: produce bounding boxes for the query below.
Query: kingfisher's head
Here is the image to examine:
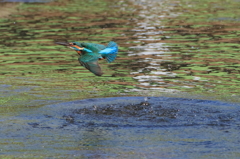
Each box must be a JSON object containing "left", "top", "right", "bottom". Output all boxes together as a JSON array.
[
  {"left": 55, "top": 41, "right": 83, "bottom": 54},
  {"left": 70, "top": 42, "right": 82, "bottom": 47}
]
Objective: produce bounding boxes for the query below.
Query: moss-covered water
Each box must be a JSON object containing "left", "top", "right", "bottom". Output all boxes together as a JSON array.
[
  {"left": 0, "top": 0, "right": 240, "bottom": 158},
  {"left": 0, "top": 0, "right": 139, "bottom": 112},
  {"left": 0, "top": 0, "right": 239, "bottom": 108}
]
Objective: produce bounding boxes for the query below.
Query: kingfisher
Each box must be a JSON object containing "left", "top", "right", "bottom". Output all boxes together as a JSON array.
[{"left": 55, "top": 41, "right": 118, "bottom": 76}]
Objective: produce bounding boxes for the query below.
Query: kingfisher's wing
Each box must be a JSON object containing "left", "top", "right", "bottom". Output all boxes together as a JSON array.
[{"left": 78, "top": 53, "right": 103, "bottom": 76}]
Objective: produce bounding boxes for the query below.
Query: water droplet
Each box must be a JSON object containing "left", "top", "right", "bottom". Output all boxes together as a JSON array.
[
  {"left": 144, "top": 97, "right": 148, "bottom": 102},
  {"left": 93, "top": 105, "right": 97, "bottom": 111}
]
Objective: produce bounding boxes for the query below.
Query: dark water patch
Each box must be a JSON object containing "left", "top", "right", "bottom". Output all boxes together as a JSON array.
[
  {"left": 54, "top": 97, "right": 240, "bottom": 128},
  {"left": 1, "top": 97, "right": 240, "bottom": 158}
]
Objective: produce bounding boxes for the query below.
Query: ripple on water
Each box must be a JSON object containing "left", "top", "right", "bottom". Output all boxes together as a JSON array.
[
  {"left": 56, "top": 97, "right": 240, "bottom": 128},
  {"left": 8, "top": 96, "right": 240, "bottom": 129},
  {"left": 1, "top": 96, "right": 240, "bottom": 158}
]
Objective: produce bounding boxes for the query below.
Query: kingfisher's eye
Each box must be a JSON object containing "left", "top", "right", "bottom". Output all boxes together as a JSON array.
[{"left": 73, "top": 42, "right": 76, "bottom": 45}]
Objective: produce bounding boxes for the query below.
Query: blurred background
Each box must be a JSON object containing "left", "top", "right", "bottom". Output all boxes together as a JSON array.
[
  {"left": 0, "top": 0, "right": 240, "bottom": 107},
  {"left": 0, "top": 0, "right": 240, "bottom": 158}
]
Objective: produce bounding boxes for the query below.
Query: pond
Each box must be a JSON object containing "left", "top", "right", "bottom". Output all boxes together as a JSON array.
[{"left": 0, "top": 0, "right": 240, "bottom": 158}]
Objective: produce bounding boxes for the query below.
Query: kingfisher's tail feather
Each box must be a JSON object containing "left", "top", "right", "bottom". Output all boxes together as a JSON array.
[
  {"left": 106, "top": 53, "right": 117, "bottom": 63},
  {"left": 99, "top": 41, "right": 118, "bottom": 63}
]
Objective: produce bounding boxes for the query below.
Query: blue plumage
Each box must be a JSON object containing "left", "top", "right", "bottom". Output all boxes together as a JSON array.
[{"left": 99, "top": 41, "right": 118, "bottom": 63}]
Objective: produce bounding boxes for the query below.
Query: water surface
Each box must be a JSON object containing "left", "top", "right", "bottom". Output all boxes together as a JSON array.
[
  {"left": 0, "top": 0, "right": 240, "bottom": 158},
  {"left": 1, "top": 96, "right": 240, "bottom": 158}
]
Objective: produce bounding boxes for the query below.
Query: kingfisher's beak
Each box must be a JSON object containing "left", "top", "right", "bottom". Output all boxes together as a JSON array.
[{"left": 55, "top": 42, "right": 69, "bottom": 46}]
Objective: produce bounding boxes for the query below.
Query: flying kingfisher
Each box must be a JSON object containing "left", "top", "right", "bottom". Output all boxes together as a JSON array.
[{"left": 55, "top": 41, "right": 118, "bottom": 76}]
